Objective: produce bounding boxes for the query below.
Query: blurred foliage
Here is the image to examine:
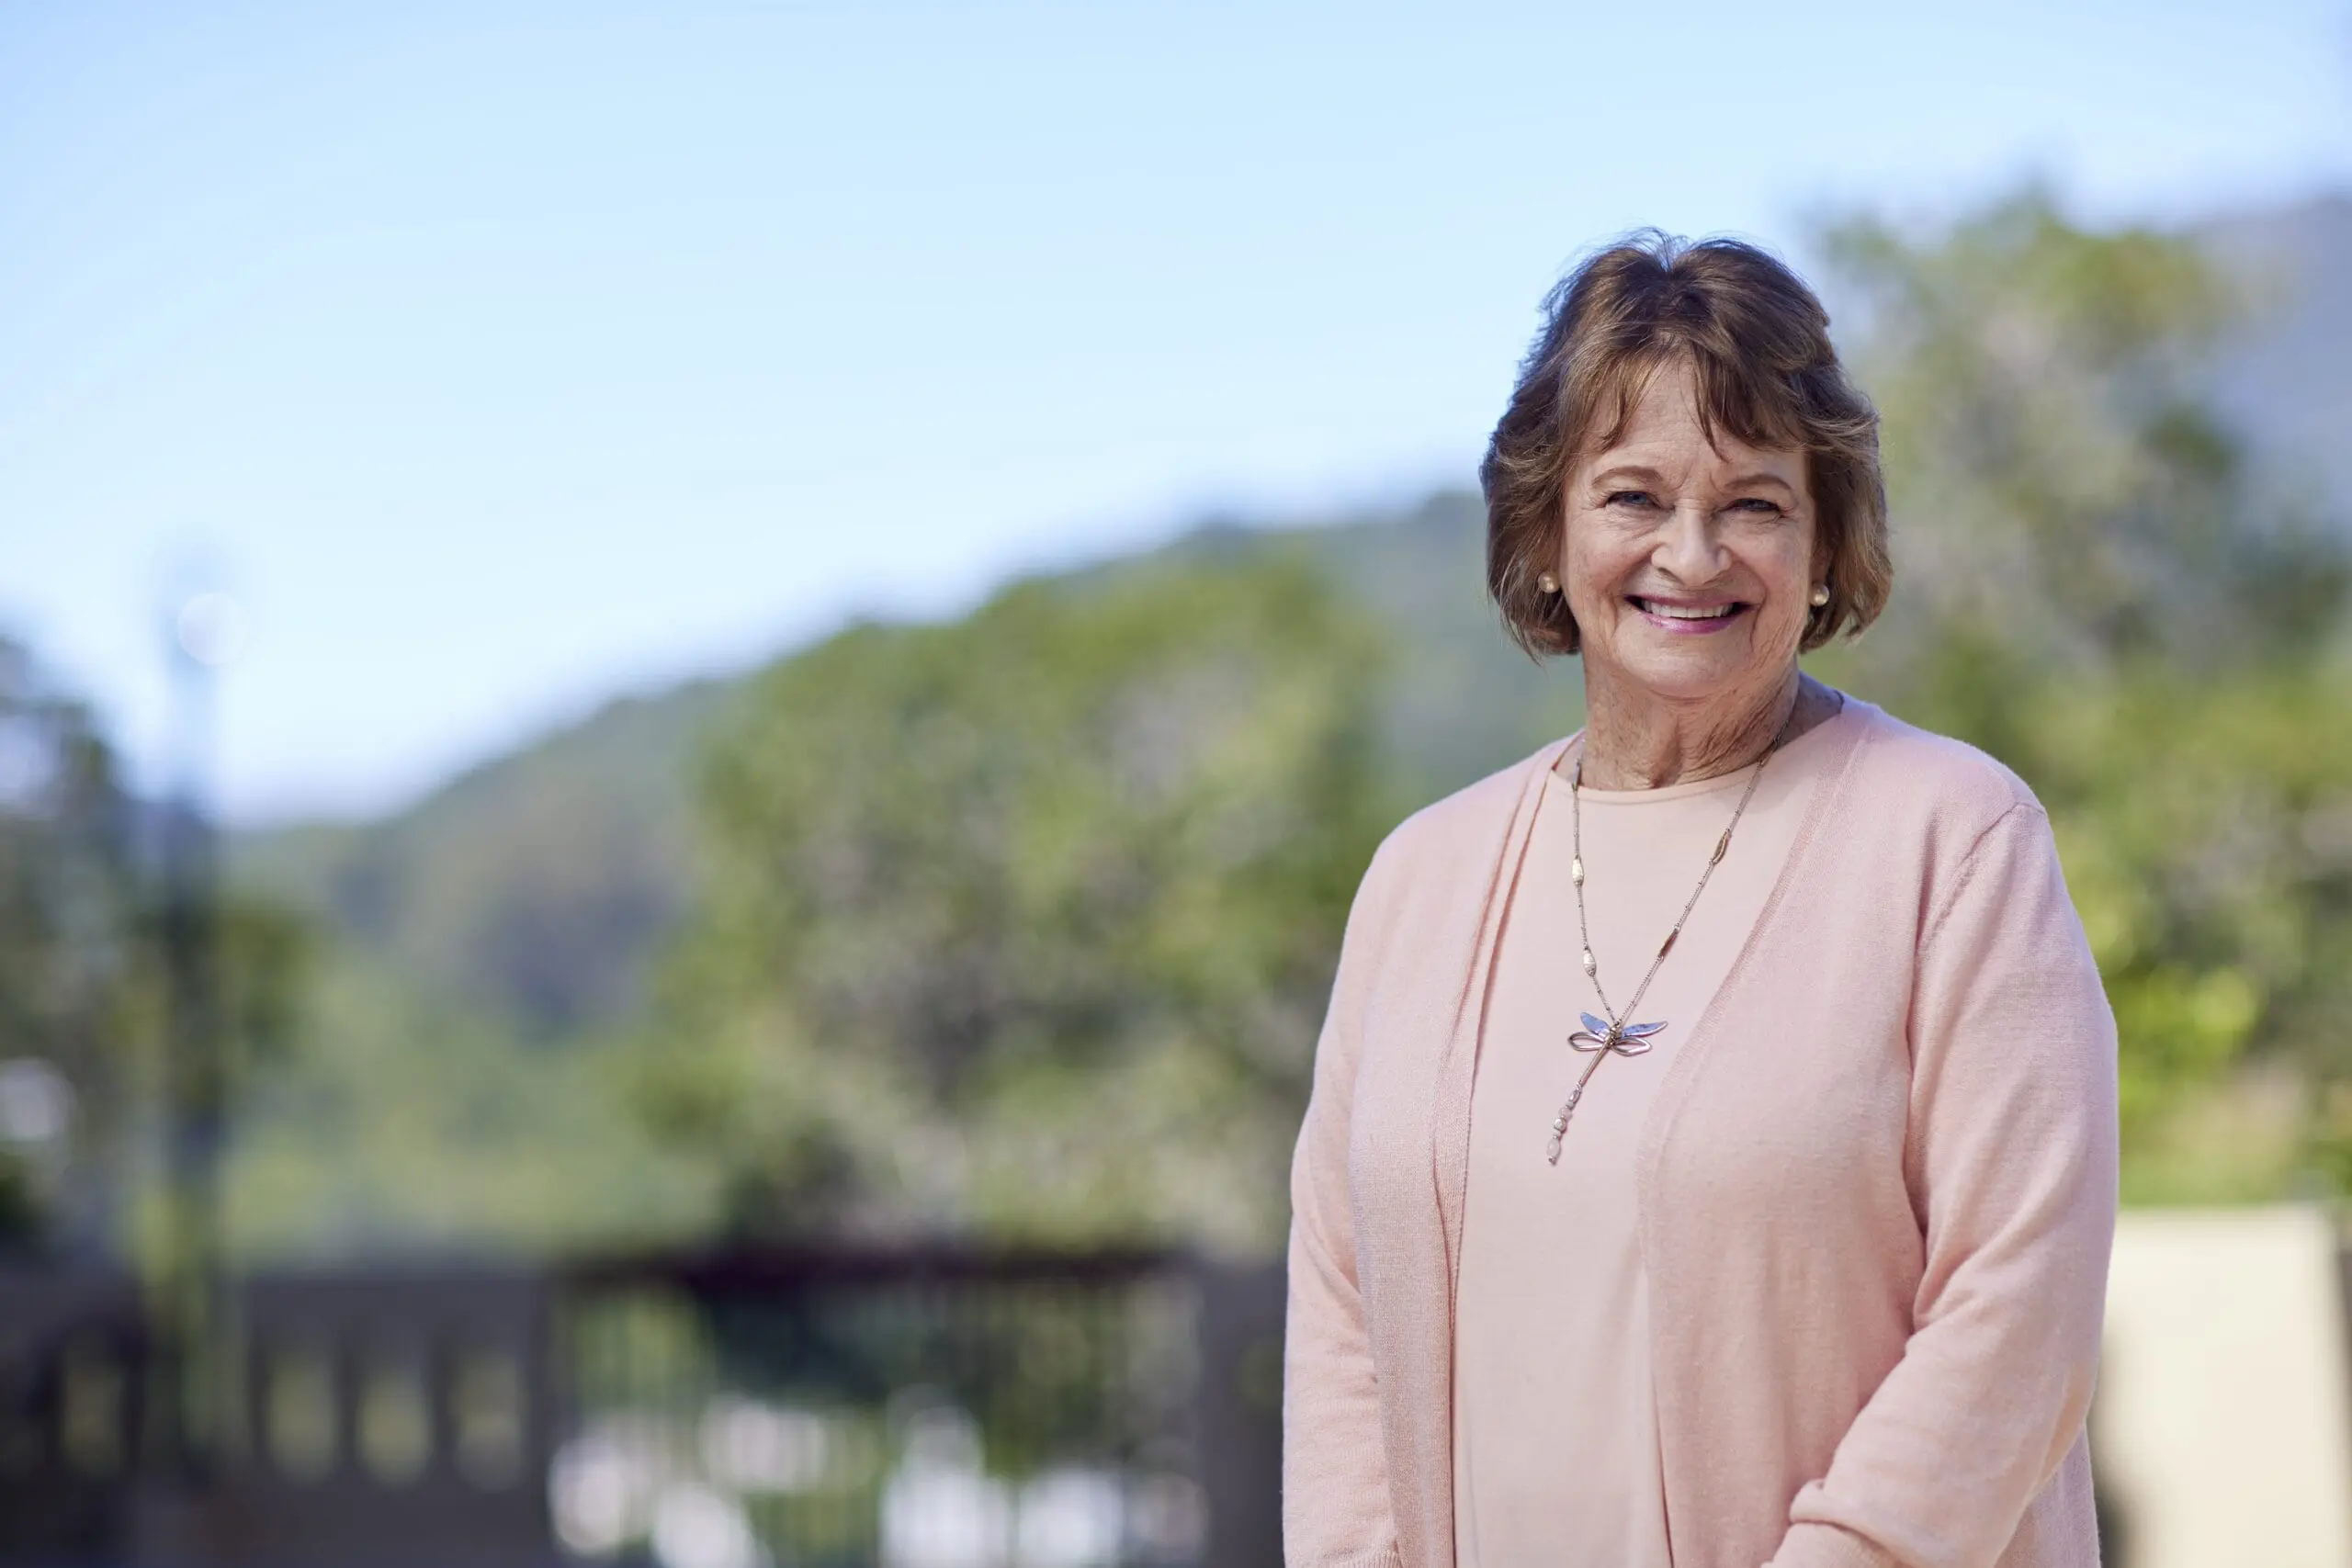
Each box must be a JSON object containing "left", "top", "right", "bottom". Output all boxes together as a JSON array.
[
  {"left": 637, "top": 551, "right": 1391, "bottom": 1252},
  {"left": 0, "top": 636, "right": 140, "bottom": 1244},
  {"left": 1816, "top": 191, "right": 2352, "bottom": 1201},
  {"left": 207, "top": 894, "right": 312, "bottom": 1094},
  {"left": 0, "top": 634, "right": 315, "bottom": 1255},
  {"left": 222, "top": 955, "right": 715, "bottom": 1259},
  {"left": 1824, "top": 189, "right": 2346, "bottom": 672},
  {"left": 220, "top": 688, "right": 735, "bottom": 1258},
  {"left": 234, "top": 685, "right": 732, "bottom": 1037}
]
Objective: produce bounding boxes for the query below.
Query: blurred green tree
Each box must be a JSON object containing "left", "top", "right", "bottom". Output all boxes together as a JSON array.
[
  {"left": 0, "top": 633, "right": 312, "bottom": 1253},
  {"left": 1817, "top": 191, "right": 2352, "bottom": 1199},
  {"left": 639, "top": 551, "right": 1392, "bottom": 1250},
  {"left": 0, "top": 635, "right": 138, "bottom": 1247},
  {"left": 1825, "top": 188, "right": 2346, "bottom": 677}
]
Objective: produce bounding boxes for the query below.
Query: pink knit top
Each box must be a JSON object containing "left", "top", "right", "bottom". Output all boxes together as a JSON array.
[
  {"left": 1453, "top": 728, "right": 1827, "bottom": 1565},
  {"left": 1284, "top": 698, "right": 2118, "bottom": 1568}
]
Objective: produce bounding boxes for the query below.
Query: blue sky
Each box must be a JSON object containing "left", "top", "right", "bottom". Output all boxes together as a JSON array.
[{"left": 6, "top": 0, "right": 2349, "bottom": 823}]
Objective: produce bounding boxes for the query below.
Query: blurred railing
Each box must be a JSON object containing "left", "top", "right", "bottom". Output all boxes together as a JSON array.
[
  {"left": 0, "top": 1249, "right": 1285, "bottom": 1568},
  {"left": 555, "top": 1247, "right": 1283, "bottom": 1568},
  {"left": 0, "top": 1269, "right": 151, "bottom": 1563}
]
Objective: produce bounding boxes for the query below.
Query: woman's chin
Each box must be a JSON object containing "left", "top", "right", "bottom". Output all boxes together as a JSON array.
[{"left": 1601, "top": 649, "right": 1775, "bottom": 708}]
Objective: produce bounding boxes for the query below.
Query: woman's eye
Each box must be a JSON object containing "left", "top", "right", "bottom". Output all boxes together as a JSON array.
[
  {"left": 1730, "top": 498, "right": 1787, "bottom": 517},
  {"left": 1604, "top": 491, "right": 1656, "bottom": 509}
]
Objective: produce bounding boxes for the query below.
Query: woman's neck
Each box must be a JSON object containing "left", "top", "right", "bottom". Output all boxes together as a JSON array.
[{"left": 1573, "top": 667, "right": 1838, "bottom": 790}]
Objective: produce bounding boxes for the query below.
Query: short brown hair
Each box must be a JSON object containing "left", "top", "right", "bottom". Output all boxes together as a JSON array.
[{"left": 1482, "top": 231, "right": 1890, "bottom": 658}]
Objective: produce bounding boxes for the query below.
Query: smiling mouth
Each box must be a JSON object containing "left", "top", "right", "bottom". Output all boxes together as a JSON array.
[{"left": 1630, "top": 596, "right": 1749, "bottom": 626}]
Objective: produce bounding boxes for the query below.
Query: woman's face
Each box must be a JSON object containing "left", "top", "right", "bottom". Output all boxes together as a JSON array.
[{"left": 1556, "top": 357, "right": 1820, "bottom": 711}]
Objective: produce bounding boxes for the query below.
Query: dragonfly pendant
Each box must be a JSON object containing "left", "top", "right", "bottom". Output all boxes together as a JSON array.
[{"left": 1545, "top": 1012, "right": 1668, "bottom": 1165}]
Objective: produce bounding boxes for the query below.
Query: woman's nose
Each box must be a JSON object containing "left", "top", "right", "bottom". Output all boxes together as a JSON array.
[{"left": 1654, "top": 503, "right": 1726, "bottom": 581}]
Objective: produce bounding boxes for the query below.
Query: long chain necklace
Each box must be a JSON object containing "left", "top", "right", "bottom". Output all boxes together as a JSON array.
[{"left": 1544, "top": 708, "right": 1795, "bottom": 1166}]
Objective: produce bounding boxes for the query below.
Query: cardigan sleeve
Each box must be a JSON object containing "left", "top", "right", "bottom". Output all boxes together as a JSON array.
[
  {"left": 1283, "top": 842, "right": 1408, "bottom": 1568},
  {"left": 1769, "top": 801, "right": 2120, "bottom": 1568}
]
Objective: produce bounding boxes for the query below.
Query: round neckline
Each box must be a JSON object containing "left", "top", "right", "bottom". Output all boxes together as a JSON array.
[{"left": 1550, "top": 695, "right": 1851, "bottom": 805}]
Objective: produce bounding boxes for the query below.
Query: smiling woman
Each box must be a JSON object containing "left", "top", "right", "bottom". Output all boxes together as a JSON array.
[{"left": 1283, "top": 233, "right": 2118, "bottom": 1568}]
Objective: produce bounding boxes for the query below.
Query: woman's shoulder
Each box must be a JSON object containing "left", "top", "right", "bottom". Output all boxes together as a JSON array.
[
  {"left": 1346, "top": 739, "right": 1564, "bottom": 921},
  {"left": 1828, "top": 700, "right": 2064, "bottom": 901},
  {"left": 1838, "top": 698, "right": 2044, "bottom": 823}
]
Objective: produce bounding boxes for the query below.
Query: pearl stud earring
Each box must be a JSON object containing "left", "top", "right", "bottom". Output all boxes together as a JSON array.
[
  {"left": 1538, "top": 571, "right": 1561, "bottom": 594},
  {"left": 1809, "top": 584, "right": 1830, "bottom": 606}
]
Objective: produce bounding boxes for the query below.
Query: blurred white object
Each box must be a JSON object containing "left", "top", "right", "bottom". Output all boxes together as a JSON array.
[
  {"left": 2098, "top": 1206, "right": 2352, "bottom": 1568},
  {"left": 0, "top": 1059, "right": 71, "bottom": 1148},
  {"left": 701, "top": 1396, "right": 831, "bottom": 1494},
  {"left": 549, "top": 1414, "right": 688, "bottom": 1556},
  {"left": 1014, "top": 1467, "right": 1125, "bottom": 1568},
  {"left": 651, "top": 1480, "right": 770, "bottom": 1568},
  {"left": 175, "top": 591, "right": 251, "bottom": 668},
  {"left": 1123, "top": 1472, "right": 1207, "bottom": 1561},
  {"left": 881, "top": 1406, "right": 1012, "bottom": 1568}
]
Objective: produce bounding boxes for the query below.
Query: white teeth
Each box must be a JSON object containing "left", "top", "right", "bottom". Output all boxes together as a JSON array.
[{"left": 1637, "top": 598, "right": 1738, "bottom": 620}]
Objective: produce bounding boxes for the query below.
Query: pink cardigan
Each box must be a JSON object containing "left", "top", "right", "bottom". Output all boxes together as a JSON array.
[{"left": 1283, "top": 700, "right": 2118, "bottom": 1568}]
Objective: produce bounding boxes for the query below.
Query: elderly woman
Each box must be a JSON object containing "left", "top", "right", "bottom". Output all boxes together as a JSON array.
[{"left": 1283, "top": 235, "right": 2118, "bottom": 1568}]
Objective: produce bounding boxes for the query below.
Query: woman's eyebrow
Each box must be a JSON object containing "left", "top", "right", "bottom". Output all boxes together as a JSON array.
[{"left": 1722, "top": 470, "right": 1799, "bottom": 495}]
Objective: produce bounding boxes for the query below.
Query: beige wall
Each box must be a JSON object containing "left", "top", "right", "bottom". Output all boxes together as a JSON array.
[{"left": 2097, "top": 1207, "right": 2352, "bottom": 1568}]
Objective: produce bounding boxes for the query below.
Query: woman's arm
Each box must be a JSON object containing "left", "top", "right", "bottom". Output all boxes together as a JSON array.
[
  {"left": 1769, "top": 802, "right": 2120, "bottom": 1568},
  {"left": 1284, "top": 844, "right": 1408, "bottom": 1568}
]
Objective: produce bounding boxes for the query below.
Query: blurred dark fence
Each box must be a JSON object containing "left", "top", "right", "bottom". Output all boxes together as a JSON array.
[
  {"left": 0, "top": 1249, "right": 1285, "bottom": 1568},
  {"left": 0, "top": 1271, "right": 150, "bottom": 1563}
]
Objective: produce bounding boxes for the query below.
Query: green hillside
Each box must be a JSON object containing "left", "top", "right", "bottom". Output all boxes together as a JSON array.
[
  {"left": 224, "top": 678, "right": 750, "bottom": 1255},
  {"left": 235, "top": 677, "right": 741, "bottom": 1035}
]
